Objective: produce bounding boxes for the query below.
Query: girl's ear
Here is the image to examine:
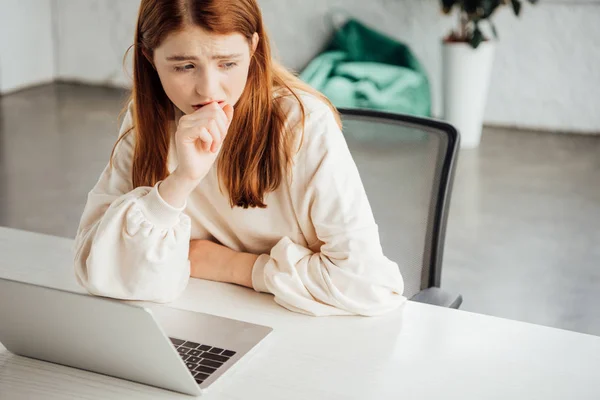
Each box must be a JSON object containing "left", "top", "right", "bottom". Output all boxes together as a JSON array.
[{"left": 251, "top": 32, "right": 259, "bottom": 56}]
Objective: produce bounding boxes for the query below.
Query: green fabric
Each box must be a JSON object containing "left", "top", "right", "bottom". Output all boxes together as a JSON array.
[{"left": 300, "top": 18, "right": 431, "bottom": 117}]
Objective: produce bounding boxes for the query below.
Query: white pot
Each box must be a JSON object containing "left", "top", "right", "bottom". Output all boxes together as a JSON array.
[{"left": 442, "top": 40, "right": 496, "bottom": 149}]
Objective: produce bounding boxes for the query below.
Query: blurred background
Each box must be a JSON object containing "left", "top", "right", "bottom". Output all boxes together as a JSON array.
[{"left": 0, "top": 0, "right": 598, "bottom": 335}]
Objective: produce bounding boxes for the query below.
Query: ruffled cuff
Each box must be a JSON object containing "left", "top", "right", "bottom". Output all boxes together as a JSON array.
[
  {"left": 136, "top": 181, "right": 186, "bottom": 229},
  {"left": 252, "top": 253, "right": 271, "bottom": 294}
]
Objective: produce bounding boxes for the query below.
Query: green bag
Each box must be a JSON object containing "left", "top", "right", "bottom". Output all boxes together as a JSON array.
[{"left": 300, "top": 18, "right": 431, "bottom": 117}]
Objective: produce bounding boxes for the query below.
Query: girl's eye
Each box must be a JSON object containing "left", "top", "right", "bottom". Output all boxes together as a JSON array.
[
  {"left": 222, "top": 62, "right": 237, "bottom": 70},
  {"left": 174, "top": 64, "right": 194, "bottom": 72}
]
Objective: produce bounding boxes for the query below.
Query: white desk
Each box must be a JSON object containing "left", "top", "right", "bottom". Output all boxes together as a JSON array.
[{"left": 0, "top": 227, "right": 599, "bottom": 399}]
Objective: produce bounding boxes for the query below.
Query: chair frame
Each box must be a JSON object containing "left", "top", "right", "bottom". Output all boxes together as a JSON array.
[{"left": 339, "top": 108, "right": 461, "bottom": 307}]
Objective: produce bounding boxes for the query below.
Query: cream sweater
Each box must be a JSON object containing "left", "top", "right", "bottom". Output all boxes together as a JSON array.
[{"left": 73, "top": 92, "right": 406, "bottom": 316}]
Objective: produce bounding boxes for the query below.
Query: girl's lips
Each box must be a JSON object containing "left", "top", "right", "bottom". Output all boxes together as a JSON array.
[{"left": 192, "top": 101, "right": 225, "bottom": 110}]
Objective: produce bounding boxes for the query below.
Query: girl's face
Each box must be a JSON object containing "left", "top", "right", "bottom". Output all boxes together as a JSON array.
[{"left": 153, "top": 25, "right": 258, "bottom": 115}]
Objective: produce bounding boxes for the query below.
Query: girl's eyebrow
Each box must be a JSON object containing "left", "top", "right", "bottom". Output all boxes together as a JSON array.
[
  {"left": 211, "top": 53, "right": 243, "bottom": 60},
  {"left": 166, "top": 54, "right": 198, "bottom": 61},
  {"left": 166, "top": 53, "right": 243, "bottom": 61}
]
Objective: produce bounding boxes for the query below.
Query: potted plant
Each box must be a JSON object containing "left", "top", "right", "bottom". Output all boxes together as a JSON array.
[{"left": 441, "top": 0, "right": 537, "bottom": 148}]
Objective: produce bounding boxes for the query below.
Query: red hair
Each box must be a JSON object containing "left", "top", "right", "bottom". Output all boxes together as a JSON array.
[{"left": 111, "top": 0, "right": 340, "bottom": 208}]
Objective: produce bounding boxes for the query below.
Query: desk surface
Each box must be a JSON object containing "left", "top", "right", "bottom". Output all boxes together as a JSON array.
[{"left": 0, "top": 226, "right": 599, "bottom": 400}]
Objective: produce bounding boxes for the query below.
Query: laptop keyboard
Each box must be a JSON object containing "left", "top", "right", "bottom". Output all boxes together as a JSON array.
[{"left": 169, "top": 337, "right": 237, "bottom": 386}]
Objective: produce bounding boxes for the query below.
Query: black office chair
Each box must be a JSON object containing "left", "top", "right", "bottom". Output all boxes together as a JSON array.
[{"left": 339, "top": 108, "right": 462, "bottom": 308}]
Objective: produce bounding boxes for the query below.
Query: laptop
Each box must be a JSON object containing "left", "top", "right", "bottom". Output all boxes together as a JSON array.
[{"left": 0, "top": 277, "right": 272, "bottom": 396}]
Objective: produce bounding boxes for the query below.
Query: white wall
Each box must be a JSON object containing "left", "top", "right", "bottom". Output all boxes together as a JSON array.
[
  {"left": 55, "top": 0, "right": 138, "bottom": 87},
  {"left": 485, "top": 2, "right": 600, "bottom": 132},
  {"left": 3, "top": 0, "right": 599, "bottom": 133},
  {"left": 0, "top": 0, "right": 55, "bottom": 93},
  {"left": 257, "top": 0, "right": 600, "bottom": 133}
]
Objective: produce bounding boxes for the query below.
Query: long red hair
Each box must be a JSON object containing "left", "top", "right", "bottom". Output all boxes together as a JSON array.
[{"left": 111, "top": 0, "right": 340, "bottom": 208}]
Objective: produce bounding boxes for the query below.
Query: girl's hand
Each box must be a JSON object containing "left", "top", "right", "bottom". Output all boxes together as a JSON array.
[{"left": 173, "top": 101, "right": 234, "bottom": 183}]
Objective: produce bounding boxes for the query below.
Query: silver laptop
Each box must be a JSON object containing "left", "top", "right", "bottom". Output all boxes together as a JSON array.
[{"left": 0, "top": 277, "right": 272, "bottom": 396}]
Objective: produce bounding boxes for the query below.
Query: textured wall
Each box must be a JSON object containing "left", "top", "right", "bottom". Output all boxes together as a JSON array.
[
  {"left": 6, "top": 0, "right": 599, "bottom": 133},
  {"left": 55, "top": 0, "right": 138, "bottom": 88},
  {"left": 0, "top": 0, "right": 55, "bottom": 93},
  {"left": 484, "top": 2, "right": 600, "bottom": 132},
  {"left": 257, "top": 0, "right": 600, "bottom": 133}
]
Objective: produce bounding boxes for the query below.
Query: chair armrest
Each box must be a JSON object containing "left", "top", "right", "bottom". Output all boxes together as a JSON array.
[{"left": 410, "top": 287, "right": 463, "bottom": 309}]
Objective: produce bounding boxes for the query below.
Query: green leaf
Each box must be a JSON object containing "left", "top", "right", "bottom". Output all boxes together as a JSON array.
[
  {"left": 511, "top": 0, "right": 522, "bottom": 16},
  {"left": 481, "top": 0, "right": 502, "bottom": 18},
  {"left": 471, "top": 25, "right": 484, "bottom": 49},
  {"left": 463, "top": 0, "right": 479, "bottom": 15}
]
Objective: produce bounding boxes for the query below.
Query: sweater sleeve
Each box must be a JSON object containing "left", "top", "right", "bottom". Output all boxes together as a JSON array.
[
  {"left": 251, "top": 102, "right": 406, "bottom": 316},
  {"left": 73, "top": 104, "right": 192, "bottom": 303}
]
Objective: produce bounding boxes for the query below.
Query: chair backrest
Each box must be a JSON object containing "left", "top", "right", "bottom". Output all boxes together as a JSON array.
[{"left": 338, "top": 108, "right": 459, "bottom": 298}]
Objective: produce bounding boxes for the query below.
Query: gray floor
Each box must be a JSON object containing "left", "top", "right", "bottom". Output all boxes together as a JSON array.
[{"left": 1, "top": 83, "right": 599, "bottom": 336}]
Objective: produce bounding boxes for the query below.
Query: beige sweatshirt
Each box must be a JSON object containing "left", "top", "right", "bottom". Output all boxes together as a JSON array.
[{"left": 73, "top": 91, "right": 406, "bottom": 316}]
